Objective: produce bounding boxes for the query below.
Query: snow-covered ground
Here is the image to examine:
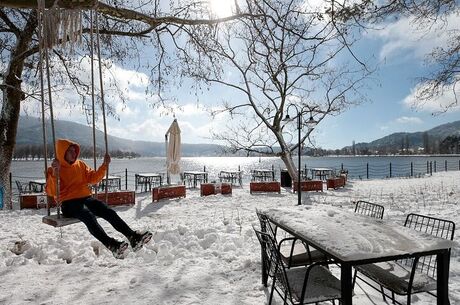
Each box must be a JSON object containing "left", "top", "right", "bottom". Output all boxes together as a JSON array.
[{"left": 1, "top": 172, "right": 459, "bottom": 305}]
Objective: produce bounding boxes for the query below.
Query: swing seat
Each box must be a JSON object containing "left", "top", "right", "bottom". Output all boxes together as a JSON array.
[{"left": 42, "top": 214, "right": 80, "bottom": 227}]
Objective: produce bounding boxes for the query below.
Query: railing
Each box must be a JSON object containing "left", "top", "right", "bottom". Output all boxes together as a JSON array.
[
  {"left": 342, "top": 159, "right": 460, "bottom": 179},
  {"left": 8, "top": 158, "right": 460, "bottom": 198}
]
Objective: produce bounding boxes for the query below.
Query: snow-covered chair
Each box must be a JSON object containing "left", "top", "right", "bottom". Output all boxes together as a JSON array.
[
  {"left": 255, "top": 210, "right": 327, "bottom": 287},
  {"left": 253, "top": 226, "right": 341, "bottom": 305},
  {"left": 15, "top": 180, "right": 33, "bottom": 194},
  {"left": 354, "top": 200, "right": 384, "bottom": 219},
  {"left": 353, "top": 213, "right": 455, "bottom": 305}
]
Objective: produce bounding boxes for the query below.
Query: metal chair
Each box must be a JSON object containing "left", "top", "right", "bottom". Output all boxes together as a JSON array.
[
  {"left": 255, "top": 211, "right": 327, "bottom": 283},
  {"left": 354, "top": 200, "right": 384, "bottom": 219},
  {"left": 353, "top": 213, "right": 455, "bottom": 305},
  {"left": 15, "top": 180, "right": 33, "bottom": 194},
  {"left": 180, "top": 173, "right": 193, "bottom": 188},
  {"left": 253, "top": 227, "right": 341, "bottom": 305}
]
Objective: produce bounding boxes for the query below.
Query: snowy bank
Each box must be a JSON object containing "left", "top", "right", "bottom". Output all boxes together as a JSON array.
[{"left": 0, "top": 172, "right": 459, "bottom": 305}]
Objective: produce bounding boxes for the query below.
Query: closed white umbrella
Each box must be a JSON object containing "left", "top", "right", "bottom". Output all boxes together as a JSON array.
[{"left": 165, "top": 119, "right": 181, "bottom": 184}]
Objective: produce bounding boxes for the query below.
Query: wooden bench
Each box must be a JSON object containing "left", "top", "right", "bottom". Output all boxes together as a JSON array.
[
  {"left": 292, "top": 180, "right": 323, "bottom": 193},
  {"left": 20, "top": 191, "right": 135, "bottom": 209},
  {"left": 152, "top": 185, "right": 186, "bottom": 202},
  {"left": 94, "top": 191, "right": 135, "bottom": 206},
  {"left": 339, "top": 170, "right": 348, "bottom": 183},
  {"left": 200, "top": 183, "right": 232, "bottom": 196},
  {"left": 250, "top": 181, "right": 281, "bottom": 194},
  {"left": 20, "top": 193, "right": 56, "bottom": 209},
  {"left": 326, "top": 177, "right": 346, "bottom": 190}
]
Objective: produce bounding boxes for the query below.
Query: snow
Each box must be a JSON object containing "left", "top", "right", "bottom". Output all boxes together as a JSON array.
[
  {"left": 261, "top": 205, "right": 456, "bottom": 261},
  {"left": 1, "top": 171, "right": 460, "bottom": 305}
]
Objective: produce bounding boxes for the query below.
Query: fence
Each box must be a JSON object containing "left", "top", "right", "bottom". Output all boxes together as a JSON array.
[
  {"left": 9, "top": 159, "right": 460, "bottom": 198},
  {"left": 342, "top": 160, "right": 460, "bottom": 179}
]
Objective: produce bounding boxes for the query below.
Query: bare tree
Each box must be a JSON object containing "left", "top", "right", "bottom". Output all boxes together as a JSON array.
[
  {"left": 188, "top": 0, "right": 370, "bottom": 180},
  {"left": 0, "top": 0, "right": 255, "bottom": 208}
]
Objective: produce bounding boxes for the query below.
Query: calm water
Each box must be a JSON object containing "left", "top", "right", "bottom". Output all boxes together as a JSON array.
[{"left": 10, "top": 155, "right": 460, "bottom": 192}]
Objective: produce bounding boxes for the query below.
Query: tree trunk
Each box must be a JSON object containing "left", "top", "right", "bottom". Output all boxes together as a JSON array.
[
  {"left": 0, "top": 11, "right": 37, "bottom": 209},
  {"left": 280, "top": 150, "right": 299, "bottom": 183}
]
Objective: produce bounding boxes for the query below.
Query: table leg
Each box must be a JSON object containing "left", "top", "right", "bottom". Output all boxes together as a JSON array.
[
  {"left": 261, "top": 245, "right": 268, "bottom": 287},
  {"left": 437, "top": 250, "right": 450, "bottom": 305},
  {"left": 341, "top": 262, "right": 353, "bottom": 305}
]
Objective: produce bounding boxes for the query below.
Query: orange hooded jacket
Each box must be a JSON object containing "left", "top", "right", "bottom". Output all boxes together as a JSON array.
[{"left": 45, "top": 139, "right": 107, "bottom": 202}]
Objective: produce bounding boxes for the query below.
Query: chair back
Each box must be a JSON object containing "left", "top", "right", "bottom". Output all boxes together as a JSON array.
[
  {"left": 15, "top": 180, "right": 28, "bottom": 194},
  {"left": 354, "top": 200, "right": 384, "bottom": 219},
  {"left": 402, "top": 213, "right": 455, "bottom": 278},
  {"left": 253, "top": 227, "right": 293, "bottom": 302},
  {"left": 256, "top": 210, "right": 278, "bottom": 237}
]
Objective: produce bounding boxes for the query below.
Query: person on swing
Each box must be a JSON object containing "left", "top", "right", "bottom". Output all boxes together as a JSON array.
[{"left": 46, "top": 138, "right": 152, "bottom": 259}]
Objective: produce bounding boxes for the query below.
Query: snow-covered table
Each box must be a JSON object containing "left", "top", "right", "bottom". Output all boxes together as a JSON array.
[{"left": 260, "top": 205, "right": 456, "bottom": 305}]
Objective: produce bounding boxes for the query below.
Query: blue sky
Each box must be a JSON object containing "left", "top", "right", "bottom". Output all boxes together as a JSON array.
[
  {"left": 326, "top": 12, "right": 460, "bottom": 149},
  {"left": 21, "top": 1, "right": 460, "bottom": 150}
]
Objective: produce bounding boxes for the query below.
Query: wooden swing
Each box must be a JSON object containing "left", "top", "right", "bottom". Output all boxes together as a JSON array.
[{"left": 38, "top": 2, "right": 111, "bottom": 227}]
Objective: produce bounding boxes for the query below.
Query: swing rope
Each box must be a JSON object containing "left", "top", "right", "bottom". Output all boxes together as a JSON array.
[
  {"left": 38, "top": 0, "right": 61, "bottom": 218},
  {"left": 95, "top": 8, "right": 110, "bottom": 203},
  {"left": 38, "top": 1, "right": 111, "bottom": 226},
  {"left": 37, "top": 3, "right": 49, "bottom": 215},
  {"left": 90, "top": 9, "right": 98, "bottom": 195}
]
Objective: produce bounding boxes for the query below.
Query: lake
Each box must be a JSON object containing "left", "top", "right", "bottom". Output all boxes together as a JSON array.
[{"left": 10, "top": 155, "right": 460, "bottom": 193}]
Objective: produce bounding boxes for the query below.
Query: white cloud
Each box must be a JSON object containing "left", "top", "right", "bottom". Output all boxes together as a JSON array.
[
  {"left": 376, "top": 116, "right": 422, "bottom": 136},
  {"left": 16, "top": 55, "right": 274, "bottom": 145},
  {"left": 174, "top": 103, "right": 208, "bottom": 117},
  {"left": 402, "top": 81, "right": 460, "bottom": 113},
  {"left": 395, "top": 116, "right": 423, "bottom": 124},
  {"left": 368, "top": 11, "right": 460, "bottom": 61}
]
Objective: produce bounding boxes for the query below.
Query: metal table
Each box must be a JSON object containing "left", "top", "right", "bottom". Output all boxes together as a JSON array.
[
  {"left": 29, "top": 178, "right": 46, "bottom": 192},
  {"left": 260, "top": 205, "right": 455, "bottom": 305},
  {"left": 251, "top": 169, "right": 275, "bottom": 182},
  {"left": 219, "top": 170, "right": 243, "bottom": 186},
  {"left": 135, "top": 173, "right": 163, "bottom": 192},
  {"left": 98, "top": 175, "right": 121, "bottom": 192},
  {"left": 183, "top": 171, "right": 208, "bottom": 188},
  {"left": 310, "top": 167, "right": 333, "bottom": 180}
]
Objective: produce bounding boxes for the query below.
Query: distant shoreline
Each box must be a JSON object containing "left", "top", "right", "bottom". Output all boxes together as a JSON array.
[{"left": 11, "top": 153, "right": 460, "bottom": 161}]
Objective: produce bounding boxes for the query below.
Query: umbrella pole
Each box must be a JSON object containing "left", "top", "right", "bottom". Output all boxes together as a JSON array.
[{"left": 165, "top": 134, "right": 170, "bottom": 185}]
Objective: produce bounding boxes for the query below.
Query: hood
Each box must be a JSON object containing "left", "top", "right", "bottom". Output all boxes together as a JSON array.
[{"left": 55, "top": 139, "right": 80, "bottom": 166}]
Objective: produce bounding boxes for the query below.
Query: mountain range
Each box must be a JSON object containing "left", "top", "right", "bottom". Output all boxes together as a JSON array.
[
  {"left": 342, "top": 120, "right": 460, "bottom": 154},
  {"left": 16, "top": 116, "right": 223, "bottom": 157},
  {"left": 16, "top": 116, "right": 460, "bottom": 156}
]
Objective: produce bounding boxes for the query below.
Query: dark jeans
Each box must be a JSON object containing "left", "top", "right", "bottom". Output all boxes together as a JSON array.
[{"left": 62, "top": 196, "right": 135, "bottom": 247}]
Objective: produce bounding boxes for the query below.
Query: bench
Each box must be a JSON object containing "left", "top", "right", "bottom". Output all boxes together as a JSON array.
[
  {"left": 20, "top": 193, "right": 56, "bottom": 209},
  {"left": 326, "top": 177, "right": 345, "bottom": 190},
  {"left": 339, "top": 169, "right": 348, "bottom": 183},
  {"left": 250, "top": 181, "right": 281, "bottom": 194},
  {"left": 152, "top": 185, "right": 186, "bottom": 202},
  {"left": 292, "top": 180, "right": 323, "bottom": 192},
  {"left": 20, "top": 191, "right": 135, "bottom": 209},
  {"left": 94, "top": 191, "right": 135, "bottom": 206},
  {"left": 200, "top": 183, "right": 232, "bottom": 196}
]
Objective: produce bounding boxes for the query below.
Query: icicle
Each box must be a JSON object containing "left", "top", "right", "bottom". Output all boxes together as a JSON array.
[{"left": 37, "top": 0, "right": 83, "bottom": 51}]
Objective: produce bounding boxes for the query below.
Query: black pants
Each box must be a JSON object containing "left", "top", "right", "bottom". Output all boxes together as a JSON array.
[{"left": 62, "top": 196, "right": 135, "bottom": 247}]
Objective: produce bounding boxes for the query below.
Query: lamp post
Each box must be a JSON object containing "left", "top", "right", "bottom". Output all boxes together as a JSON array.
[{"left": 283, "top": 105, "right": 317, "bottom": 205}]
